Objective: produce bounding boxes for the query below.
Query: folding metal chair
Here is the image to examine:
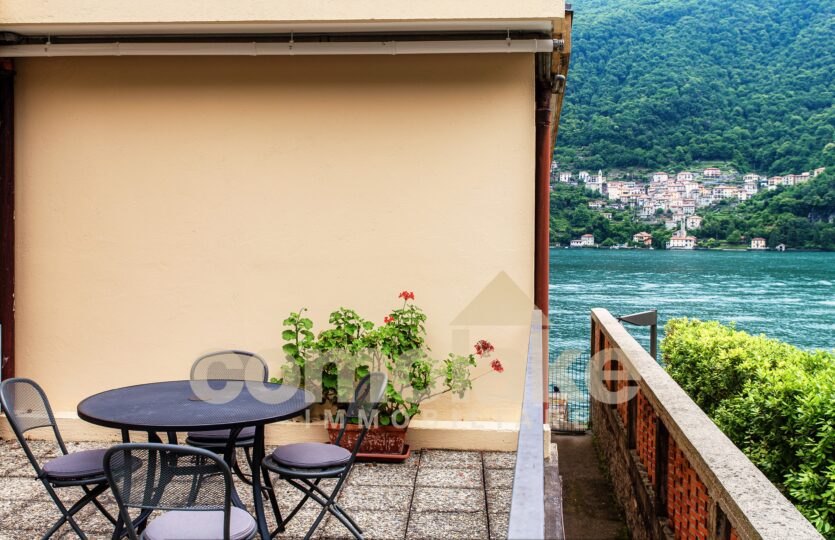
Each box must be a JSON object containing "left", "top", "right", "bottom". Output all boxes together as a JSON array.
[
  {"left": 103, "top": 442, "right": 257, "bottom": 540},
  {"left": 262, "top": 372, "right": 388, "bottom": 540},
  {"left": 185, "top": 350, "right": 269, "bottom": 483},
  {"left": 0, "top": 378, "right": 118, "bottom": 539}
]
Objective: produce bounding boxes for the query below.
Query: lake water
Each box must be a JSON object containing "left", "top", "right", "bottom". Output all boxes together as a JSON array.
[{"left": 549, "top": 249, "right": 835, "bottom": 356}]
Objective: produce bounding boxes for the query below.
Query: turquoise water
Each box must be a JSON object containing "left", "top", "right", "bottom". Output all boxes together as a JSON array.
[{"left": 549, "top": 249, "right": 835, "bottom": 356}]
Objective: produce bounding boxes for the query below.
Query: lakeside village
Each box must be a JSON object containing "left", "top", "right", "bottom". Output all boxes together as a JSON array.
[{"left": 555, "top": 166, "right": 827, "bottom": 250}]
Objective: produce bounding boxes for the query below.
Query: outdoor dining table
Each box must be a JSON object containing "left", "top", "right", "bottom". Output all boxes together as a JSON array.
[{"left": 77, "top": 379, "right": 313, "bottom": 540}]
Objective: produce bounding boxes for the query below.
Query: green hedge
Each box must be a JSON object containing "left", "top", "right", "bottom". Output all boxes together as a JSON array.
[{"left": 663, "top": 319, "right": 835, "bottom": 537}]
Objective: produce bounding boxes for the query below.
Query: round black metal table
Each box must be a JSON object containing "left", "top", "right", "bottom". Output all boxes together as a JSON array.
[{"left": 78, "top": 380, "right": 313, "bottom": 540}]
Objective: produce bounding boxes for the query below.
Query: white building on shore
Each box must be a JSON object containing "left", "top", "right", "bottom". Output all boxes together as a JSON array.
[{"left": 667, "top": 223, "right": 696, "bottom": 250}]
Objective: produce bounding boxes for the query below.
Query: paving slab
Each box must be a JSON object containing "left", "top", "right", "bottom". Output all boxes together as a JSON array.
[
  {"left": 415, "top": 467, "right": 482, "bottom": 489},
  {"left": 321, "top": 509, "right": 408, "bottom": 540},
  {"left": 484, "top": 468, "right": 513, "bottom": 490},
  {"left": 488, "top": 511, "right": 510, "bottom": 540},
  {"left": 483, "top": 452, "right": 516, "bottom": 470},
  {"left": 412, "top": 487, "right": 485, "bottom": 513},
  {"left": 485, "top": 488, "right": 512, "bottom": 514},
  {"left": 0, "top": 476, "right": 46, "bottom": 501},
  {"left": 407, "top": 511, "right": 488, "bottom": 540},
  {"left": 348, "top": 463, "right": 417, "bottom": 487},
  {"left": 420, "top": 449, "right": 482, "bottom": 469},
  {"left": 337, "top": 484, "right": 412, "bottom": 512}
]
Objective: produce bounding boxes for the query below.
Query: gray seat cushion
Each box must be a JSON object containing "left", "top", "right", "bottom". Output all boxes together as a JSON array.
[
  {"left": 187, "top": 426, "right": 256, "bottom": 441},
  {"left": 42, "top": 448, "right": 107, "bottom": 480},
  {"left": 272, "top": 442, "right": 351, "bottom": 469},
  {"left": 144, "top": 507, "right": 256, "bottom": 540}
]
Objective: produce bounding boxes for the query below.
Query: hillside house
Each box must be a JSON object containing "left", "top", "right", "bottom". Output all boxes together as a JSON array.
[
  {"left": 685, "top": 215, "right": 703, "bottom": 229},
  {"left": 750, "top": 237, "right": 767, "bottom": 250},
  {"left": 632, "top": 232, "right": 653, "bottom": 246},
  {"left": 703, "top": 167, "right": 721, "bottom": 178},
  {"left": 677, "top": 171, "right": 694, "bottom": 182}
]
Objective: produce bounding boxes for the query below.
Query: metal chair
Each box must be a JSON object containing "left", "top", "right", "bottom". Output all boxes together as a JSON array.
[
  {"left": 262, "top": 372, "right": 388, "bottom": 540},
  {"left": 185, "top": 350, "right": 269, "bottom": 483},
  {"left": 0, "top": 378, "right": 118, "bottom": 539},
  {"left": 103, "top": 442, "right": 257, "bottom": 540}
]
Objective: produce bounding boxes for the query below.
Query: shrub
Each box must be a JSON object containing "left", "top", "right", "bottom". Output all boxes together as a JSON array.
[{"left": 662, "top": 319, "right": 835, "bottom": 537}]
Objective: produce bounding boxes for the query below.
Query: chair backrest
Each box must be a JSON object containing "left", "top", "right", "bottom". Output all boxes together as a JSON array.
[
  {"left": 0, "top": 378, "right": 67, "bottom": 471},
  {"left": 103, "top": 443, "right": 235, "bottom": 540},
  {"left": 335, "top": 372, "right": 388, "bottom": 452},
  {"left": 189, "top": 350, "right": 268, "bottom": 383}
]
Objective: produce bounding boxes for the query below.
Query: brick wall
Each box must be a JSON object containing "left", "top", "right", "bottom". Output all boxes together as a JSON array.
[
  {"left": 636, "top": 390, "right": 657, "bottom": 486},
  {"left": 667, "top": 437, "right": 710, "bottom": 539}
]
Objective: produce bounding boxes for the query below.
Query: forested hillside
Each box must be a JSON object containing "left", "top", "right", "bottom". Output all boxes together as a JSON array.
[
  {"left": 700, "top": 171, "right": 835, "bottom": 248},
  {"left": 556, "top": 0, "right": 835, "bottom": 175}
]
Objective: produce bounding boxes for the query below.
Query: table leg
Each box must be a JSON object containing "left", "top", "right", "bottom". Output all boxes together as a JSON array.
[
  {"left": 251, "top": 425, "right": 270, "bottom": 540},
  {"left": 222, "top": 427, "right": 247, "bottom": 510},
  {"left": 111, "top": 430, "right": 132, "bottom": 539}
]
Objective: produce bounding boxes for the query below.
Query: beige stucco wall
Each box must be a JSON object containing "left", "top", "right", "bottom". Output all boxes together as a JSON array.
[
  {"left": 13, "top": 54, "right": 535, "bottom": 427},
  {"left": 0, "top": 1, "right": 564, "bottom": 26}
]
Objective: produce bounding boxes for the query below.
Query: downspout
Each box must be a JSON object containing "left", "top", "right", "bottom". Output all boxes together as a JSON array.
[
  {"left": 534, "top": 60, "right": 553, "bottom": 421},
  {"left": 534, "top": 42, "right": 568, "bottom": 421},
  {"left": 0, "top": 58, "right": 14, "bottom": 382}
]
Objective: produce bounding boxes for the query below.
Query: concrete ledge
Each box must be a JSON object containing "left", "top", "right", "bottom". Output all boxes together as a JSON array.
[{"left": 1, "top": 413, "right": 522, "bottom": 451}]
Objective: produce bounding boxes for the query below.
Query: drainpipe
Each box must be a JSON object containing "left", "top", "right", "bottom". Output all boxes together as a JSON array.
[
  {"left": 0, "top": 58, "right": 14, "bottom": 383},
  {"left": 534, "top": 62, "right": 553, "bottom": 421},
  {"left": 534, "top": 47, "right": 566, "bottom": 421}
]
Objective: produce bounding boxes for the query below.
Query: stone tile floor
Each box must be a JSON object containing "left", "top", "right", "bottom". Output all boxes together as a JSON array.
[{"left": 0, "top": 440, "right": 515, "bottom": 539}]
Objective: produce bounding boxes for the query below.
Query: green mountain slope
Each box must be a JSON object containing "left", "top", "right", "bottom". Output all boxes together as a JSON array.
[
  {"left": 556, "top": 0, "right": 835, "bottom": 175},
  {"left": 700, "top": 170, "right": 835, "bottom": 248}
]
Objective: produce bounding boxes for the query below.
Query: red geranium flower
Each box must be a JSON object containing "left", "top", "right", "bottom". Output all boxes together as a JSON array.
[
  {"left": 399, "top": 291, "right": 415, "bottom": 301},
  {"left": 474, "top": 340, "right": 495, "bottom": 356},
  {"left": 384, "top": 316, "right": 395, "bottom": 324},
  {"left": 490, "top": 359, "right": 504, "bottom": 373}
]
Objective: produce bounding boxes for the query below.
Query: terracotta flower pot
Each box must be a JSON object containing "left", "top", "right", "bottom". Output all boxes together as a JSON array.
[{"left": 327, "top": 422, "right": 408, "bottom": 456}]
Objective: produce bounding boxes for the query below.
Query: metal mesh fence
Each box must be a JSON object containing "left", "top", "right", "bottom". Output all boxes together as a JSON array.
[{"left": 548, "top": 351, "right": 590, "bottom": 433}]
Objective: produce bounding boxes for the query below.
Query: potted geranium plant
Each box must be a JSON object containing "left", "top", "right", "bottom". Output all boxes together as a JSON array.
[{"left": 274, "top": 291, "right": 503, "bottom": 460}]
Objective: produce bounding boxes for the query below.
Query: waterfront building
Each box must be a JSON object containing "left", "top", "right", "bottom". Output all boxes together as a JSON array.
[
  {"left": 580, "top": 233, "right": 595, "bottom": 246},
  {"left": 632, "top": 232, "right": 653, "bottom": 246},
  {"left": 751, "top": 237, "right": 767, "bottom": 250}
]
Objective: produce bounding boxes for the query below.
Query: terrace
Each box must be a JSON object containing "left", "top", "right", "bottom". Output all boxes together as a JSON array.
[
  {"left": 0, "top": 309, "right": 823, "bottom": 539},
  {"left": 0, "top": 441, "right": 520, "bottom": 540}
]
